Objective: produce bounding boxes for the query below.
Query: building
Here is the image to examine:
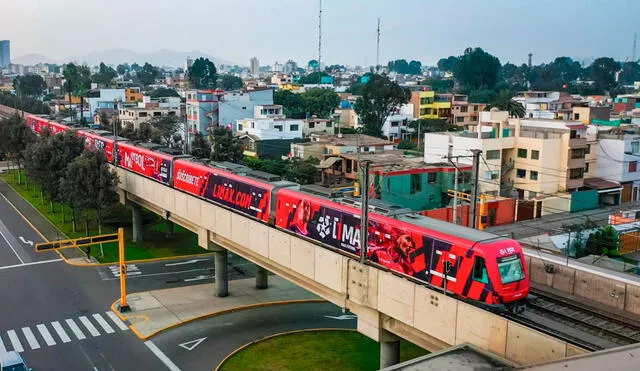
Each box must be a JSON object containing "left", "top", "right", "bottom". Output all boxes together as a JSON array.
[
  {"left": 450, "top": 95, "right": 487, "bottom": 126},
  {"left": 302, "top": 117, "right": 334, "bottom": 136},
  {"left": 270, "top": 73, "right": 294, "bottom": 87},
  {"left": 86, "top": 89, "right": 126, "bottom": 123},
  {"left": 512, "top": 91, "right": 583, "bottom": 119},
  {"left": 236, "top": 105, "right": 303, "bottom": 140},
  {"left": 382, "top": 104, "right": 413, "bottom": 141},
  {"left": 118, "top": 106, "right": 178, "bottom": 130},
  {"left": 571, "top": 106, "right": 610, "bottom": 125},
  {"left": 250, "top": 57, "right": 260, "bottom": 75},
  {"left": 425, "top": 110, "right": 589, "bottom": 200},
  {"left": 410, "top": 90, "right": 452, "bottom": 121},
  {"left": 612, "top": 95, "right": 640, "bottom": 114},
  {"left": 0, "top": 40, "right": 9, "bottom": 68},
  {"left": 125, "top": 87, "right": 143, "bottom": 103},
  {"left": 185, "top": 89, "right": 274, "bottom": 135},
  {"left": 291, "top": 133, "right": 394, "bottom": 161},
  {"left": 283, "top": 60, "right": 298, "bottom": 74}
]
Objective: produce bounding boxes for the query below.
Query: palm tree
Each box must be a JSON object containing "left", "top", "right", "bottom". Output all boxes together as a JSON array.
[{"left": 485, "top": 91, "right": 525, "bottom": 118}]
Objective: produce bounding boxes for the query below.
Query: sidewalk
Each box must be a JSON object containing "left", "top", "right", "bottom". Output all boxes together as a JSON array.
[
  {"left": 114, "top": 276, "right": 323, "bottom": 339},
  {"left": 0, "top": 178, "right": 91, "bottom": 261}
]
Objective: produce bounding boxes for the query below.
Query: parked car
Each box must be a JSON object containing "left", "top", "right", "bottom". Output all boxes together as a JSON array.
[{"left": 0, "top": 351, "right": 31, "bottom": 371}]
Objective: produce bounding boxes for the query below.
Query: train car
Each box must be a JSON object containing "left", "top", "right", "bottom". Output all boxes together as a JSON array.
[
  {"left": 173, "top": 159, "right": 273, "bottom": 222},
  {"left": 25, "top": 114, "right": 50, "bottom": 134},
  {"left": 116, "top": 142, "right": 174, "bottom": 185},
  {"left": 76, "top": 130, "right": 117, "bottom": 162},
  {"left": 47, "top": 120, "right": 69, "bottom": 135},
  {"left": 274, "top": 189, "right": 529, "bottom": 309}
]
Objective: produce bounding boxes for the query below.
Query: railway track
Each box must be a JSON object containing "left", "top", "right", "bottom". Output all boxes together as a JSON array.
[{"left": 507, "top": 290, "right": 640, "bottom": 351}]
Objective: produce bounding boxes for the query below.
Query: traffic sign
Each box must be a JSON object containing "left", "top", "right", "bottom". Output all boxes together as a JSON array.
[{"left": 35, "top": 233, "right": 119, "bottom": 252}]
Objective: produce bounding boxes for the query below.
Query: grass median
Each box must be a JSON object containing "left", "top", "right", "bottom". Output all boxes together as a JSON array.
[
  {"left": 219, "top": 330, "right": 429, "bottom": 371},
  {"left": 1, "top": 170, "right": 209, "bottom": 263}
]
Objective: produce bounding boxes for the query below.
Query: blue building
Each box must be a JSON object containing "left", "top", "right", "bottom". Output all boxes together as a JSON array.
[{"left": 0, "top": 40, "right": 10, "bottom": 68}]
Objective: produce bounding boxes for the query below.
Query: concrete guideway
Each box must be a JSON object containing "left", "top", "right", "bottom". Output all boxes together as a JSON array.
[{"left": 111, "top": 276, "right": 324, "bottom": 340}]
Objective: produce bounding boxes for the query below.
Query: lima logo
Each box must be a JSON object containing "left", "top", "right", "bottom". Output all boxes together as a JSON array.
[{"left": 316, "top": 216, "right": 332, "bottom": 238}]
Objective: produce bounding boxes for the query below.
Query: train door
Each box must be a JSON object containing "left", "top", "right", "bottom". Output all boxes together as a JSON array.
[{"left": 428, "top": 240, "right": 461, "bottom": 289}]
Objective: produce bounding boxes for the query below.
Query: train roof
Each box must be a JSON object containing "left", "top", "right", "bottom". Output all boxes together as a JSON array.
[
  {"left": 396, "top": 213, "right": 506, "bottom": 243},
  {"left": 337, "top": 197, "right": 413, "bottom": 217},
  {"left": 209, "top": 161, "right": 251, "bottom": 174}
]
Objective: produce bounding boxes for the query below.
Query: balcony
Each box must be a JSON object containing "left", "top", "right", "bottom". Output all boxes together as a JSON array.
[
  {"left": 568, "top": 137, "right": 587, "bottom": 148},
  {"left": 567, "top": 157, "right": 585, "bottom": 169}
]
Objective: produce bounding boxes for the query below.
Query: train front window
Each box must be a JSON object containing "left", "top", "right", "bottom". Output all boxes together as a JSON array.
[
  {"left": 497, "top": 254, "right": 525, "bottom": 284},
  {"left": 472, "top": 257, "right": 488, "bottom": 284}
]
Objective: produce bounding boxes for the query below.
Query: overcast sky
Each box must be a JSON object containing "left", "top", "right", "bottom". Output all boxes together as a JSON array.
[{"left": 2, "top": 0, "right": 639, "bottom": 66}]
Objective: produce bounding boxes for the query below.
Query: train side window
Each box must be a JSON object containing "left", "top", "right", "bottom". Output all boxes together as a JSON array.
[{"left": 472, "top": 257, "right": 489, "bottom": 284}]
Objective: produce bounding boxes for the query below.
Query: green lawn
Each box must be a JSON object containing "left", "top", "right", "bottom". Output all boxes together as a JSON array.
[
  {"left": 219, "top": 330, "right": 429, "bottom": 371},
  {"left": 1, "top": 171, "right": 210, "bottom": 263}
]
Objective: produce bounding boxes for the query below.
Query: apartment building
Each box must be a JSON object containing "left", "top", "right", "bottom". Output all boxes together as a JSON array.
[
  {"left": 571, "top": 106, "right": 610, "bottom": 125},
  {"left": 125, "top": 87, "right": 143, "bottom": 103},
  {"left": 236, "top": 105, "right": 303, "bottom": 140},
  {"left": 512, "top": 91, "right": 583, "bottom": 119},
  {"left": 424, "top": 110, "right": 589, "bottom": 200},
  {"left": 410, "top": 90, "right": 451, "bottom": 120},
  {"left": 118, "top": 106, "right": 178, "bottom": 130},
  {"left": 303, "top": 117, "right": 333, "bottom": 136},
  {"left": 451, "top": 94, "right": 487, "bottom": 126}
]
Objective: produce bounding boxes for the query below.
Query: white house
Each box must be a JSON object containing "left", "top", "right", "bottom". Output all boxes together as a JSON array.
[{"left": 236, "top": 105, "right": 303, "bottom": 140}]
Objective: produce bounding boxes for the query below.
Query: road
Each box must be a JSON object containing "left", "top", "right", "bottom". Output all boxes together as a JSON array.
[{"left": 152, "top": 302, "right": 357, "bottom": 371}]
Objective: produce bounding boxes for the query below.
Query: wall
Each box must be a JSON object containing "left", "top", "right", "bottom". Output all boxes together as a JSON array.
[
  {"left": 570, "top": 190, "right": 599, "bottom": 212},
  {"left": 540, "top": 196, "right": 571, "bottom": 216},
  {"left": 595, "top": 139, "right": 626, "bottom": 183},
  {"left": 379, "top": 173, "right": 443, "bottom": 211}
]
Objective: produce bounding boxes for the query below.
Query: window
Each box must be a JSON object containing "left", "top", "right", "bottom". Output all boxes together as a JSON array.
[
  {"left": 570, "top": 149, "right": 584, "bottom": 159},
  {"left": 485, "top": 171, "right": 499, "bottom": 180},
  {"left": 573, "top": 113, "right": 580, "bottom": 120},
  {"left": 585, "top": 163, "right": 590, "bottom": 173},
  {"left": 274, "top": 125, "right": 283, "bottom": 132},
  {"left": 630, "top": 161, "right": 638, "bottom": 173},
  {"left": 456, "top": 116, "right": 465, "bottom": 123},
  {"left": 585, "top": 144, "right": 591, "bottom": 154},
  {"left": 472, "top": 257, "right": 489, "bottom": 284},
  {"left": 517, "top": 148, "right": 527, "bottom": 158},
  {"left": 251, "top": 122, "right": 255, "bottom": 129},
  {"left": 460, "top": 106, "right": 468, "bottom": 113},
  {"left": 308, "top": 122, "right": 315, "bottom": 129},
  {"left": 516, "top": 169, "right": 526, "bottom": 178},
  {"left": 529, "top": 191, "right": 537, "bottom": 198},
  {"left": 391, "top": 121, "right": 399, "bottom": 127},
  {"left": 139, "top": 112, "right": 147, "bottom": 117},
  {"left": 497, "top": 255, "right": 525, "bottom": 284},
  {"left": 290, "top": 124, "right": 299, "bottom": 131},
  {"left": 237, "top": 124, "right": 243, "bottom": 131},
  {"left": 153, "top": 112, "right": 162, "bottom": 116},
  {"left": 387, "top": 178, "right": 390, "bottom": 190},
  {"left": 473, "top": 105, "right": 478, "bottom": 111},
  {"left": 486, "top": 150, "right": 500, "bottom": 160},
  {"left": 427, "top": 172, "right": 437, "bottom": 183},
  {"left": 531, "top": 150, "right": 539, "bottom": 160},
  {"left": 410, "top": 174, "right": 422, "bottom": 194},
  {"left": 569, "top": 168, "right": 584, "bottom": 179},
  {"left": 530, "top": 171, "right": 538, "bottom": 180},
  {"left": 570, "top": 130, "right": 577, "bottom": 139},
  {"left": 632, "top": 141, "right": 640, "bottom": 154},
  {"left": 168, "top": 111, "right": 176, "bottom": 116},
  {"left": 326, "top": 121, "right": 332, "bottom": 127}
]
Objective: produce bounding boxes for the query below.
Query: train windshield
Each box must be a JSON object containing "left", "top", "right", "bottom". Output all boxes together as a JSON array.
[{"left": 497, "top": 254, "right": 525, "bottom": 284}]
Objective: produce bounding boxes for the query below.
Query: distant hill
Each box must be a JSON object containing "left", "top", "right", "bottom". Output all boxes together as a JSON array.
[{"left": 12, "top": 49, "right": 239, "bottom": 68}]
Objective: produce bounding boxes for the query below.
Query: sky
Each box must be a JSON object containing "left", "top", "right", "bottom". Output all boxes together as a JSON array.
[{"left": 2, "top": 0, "right": 639, "bottom": 67}]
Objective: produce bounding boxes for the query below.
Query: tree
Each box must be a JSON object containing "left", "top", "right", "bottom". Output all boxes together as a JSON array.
[
  {"left": 348, "top": 73, "right": 374, "bottom": 95},
  {"left": 148, "top": 87, "right": 180, "bottom": 98},
  {"left": 63, "top": 63, "right": 79, "bottom": 114},
  {"left": 76, "top": 65, "right": 92, "bottom": 124},
  {"left": 588, "top": 57, "right": 620, "bottom": 93},
  {"left": 274, "top": 90, "right": 306, "bottom": 119},
  {"left": 116, "top": 64, "right": 128, "bottom": 75},
  {"left": 218, "top": 74, "right": 244, "bottom": 90},
  {"left": 409, "top": 118, "right": 451, "bottom": 133},
  {"left": 190, "top": 132, "right": 211, "bottom": 158},
  {"left": 149, "top": 116, "right": 182, "bottom": 148},
  {"left": 188, "top": 58, "right": 217, "bottom": 89},
  {"left": 583, "top": 225, "right": 619, "bottom": 258},
  {"left": 210, "top": 127, "right": 243, "bottom": 163},
  {"left": 284, "top": 157, "right": 320, "bottom": 185},
  {"left": 354, "top": 74, "right": 410, "bottom": 138},
  {"left": 13, "top": 75, "right": 46, "bottom": 98},
  {"left": 387, "top": 60, "right": 422, "bottom": 75},
  {"left": 618, "top": 62, "right": 640, "bottom": 85},
  {"left": 0, "top": 113, "right": 35, "bottom": 184},
  {"left": 396, "top": 140, "right": 415, "bottom": 150},
  {"left": 130, "top": 63, "right": 142, "bottom": 72},
  {"left": 485, "top": 91, "right": 525, "bottom": 118},
  {"left": 299, "top": 72, "right": 329, "bottom": 84},
  {"left": 454, "top": 47, "right": 501, "bottom": 90},
  {"left": 437, "top": 56, "right": 459, "bottom": 73},
  {"left": 136, "top": 62, "right": 161, "bottom": 86},
  {"left": 301, "top": 88, "right": 340, "bottom": 119},
  {"left": 92, "top": 62, "right": 118, "bottom": 85}
]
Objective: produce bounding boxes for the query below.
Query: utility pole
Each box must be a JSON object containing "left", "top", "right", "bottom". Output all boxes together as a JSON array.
[
  {"left": 359, "top": 160, "right": 371, "bottom": 264},
  {"left": 470, "top": 149, "right": 482, "bottom": 229},
  {"left": 376, "top": 18, "right": 381, "bottom": 72},
  {"left": 417, "top": 120, "right": 421, "bottom": 149}
]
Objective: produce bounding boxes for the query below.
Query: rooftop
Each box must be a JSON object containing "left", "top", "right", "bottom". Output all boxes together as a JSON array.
[{"left": 310, "top": 133, "right": 394, "bottom": 147}]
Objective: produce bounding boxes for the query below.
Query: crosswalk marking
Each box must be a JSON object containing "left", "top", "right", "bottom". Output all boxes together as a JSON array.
[
  {"left": 106, "top": 311, "right": 129, "bottom": 331},
  {"left": 79, "top": 316, "right": 100, "bottom": 337},
  {"left": 36, "top": 324, "right": 56, "bottom": 347},
  {"left": 50, "top": 321, "right": 71, "bottom": 343},
  {"left": 92, "top": 314, "right": 114, "bottom": 334},
  {"left": 7, "top": 330, "right": 23, "bottom": 353},
  {"left": 65, "top": 319, "right": 86, "bottom": 340},
  {"left": 21, "top": 327, "right": 40, "bottom": 350},
  {"left": 0, "top": 334, "right": 6, "bottom": 354}
]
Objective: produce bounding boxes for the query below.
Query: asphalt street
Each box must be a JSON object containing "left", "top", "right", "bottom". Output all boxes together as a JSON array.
[{"left": 153, "top": 301, "right": 357, "bottom": 371}]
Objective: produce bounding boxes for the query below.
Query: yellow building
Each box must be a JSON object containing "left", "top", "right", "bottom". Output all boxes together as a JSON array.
[
  {"left": 410, "top": 90, "right": 452, "bottom": 120},
  {"left": 126, "top": 87, "right": 143, "bottom": 103}
]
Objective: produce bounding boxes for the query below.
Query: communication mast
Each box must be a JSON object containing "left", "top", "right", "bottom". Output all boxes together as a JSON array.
[
  {"left": 376, "top": 18, "right": 381, "bottom": 72},
  {"left": 633, "top": 33, "right": 637, "bottom": 62},
  {"left": 318, "top": 0, "right": 322, "bottom": 68}
]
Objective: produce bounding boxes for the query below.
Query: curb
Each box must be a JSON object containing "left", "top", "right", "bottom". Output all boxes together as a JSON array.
[
  {"left": 214, "top": 328, "right": 358, "bottom": 371},
  {"left": 110, "top": 297, "right": 328, "bottom": 341},
  {"left": 1, "top": 179, "right": 215, "bottom": 266}
]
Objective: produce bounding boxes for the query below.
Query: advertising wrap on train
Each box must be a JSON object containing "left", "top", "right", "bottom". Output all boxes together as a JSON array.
[
  {"left": 173, "top": 161, "right": 271, "bottom": 220},
  {"left": 117, "top": 145, "right": 172, "bottom": 185}
]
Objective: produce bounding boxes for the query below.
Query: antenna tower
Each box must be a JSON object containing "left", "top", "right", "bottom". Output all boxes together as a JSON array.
[
  {"left": 633, "top": 33, "right": 637, "bottom": 62},
  {"left": 528, "top": 53, "right": 532, "bottom": 68},
  {"left": 318, "top": 0, "right": 322, "bottom": 68}
]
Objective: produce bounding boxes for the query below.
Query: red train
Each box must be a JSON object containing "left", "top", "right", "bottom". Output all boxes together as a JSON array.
[{"left": 19, "top": 111, "right": 530, "bottom": 310}]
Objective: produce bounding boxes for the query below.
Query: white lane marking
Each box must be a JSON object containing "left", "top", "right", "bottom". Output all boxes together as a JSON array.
[
  {"left": 51, "top": 321, "right": 71, "bottom": 343},
  {"left": 21, "top": 327, "right": 40, "bottom": 350},
  {"left": 0, "top": 259, "right": 62, "bottom": 271},
  {"left": 145, "top": 340, "right": 181, "bottom": 371},
  {"left": 65, "top": 319, "right": 86, "bottom": 340},
  {"left": 79, "top": 316, "right": 100, "bottom": 337},
  {"left": 18, "top": 236, "right": 34, "bottom": 246},
  {"left": 325, "top": 315, "right": 357, "bottom": 320},
  {"left": 0, "top": 333, "right": 7, "bottom": 354},
  {"left": 7, "top": 330, "right": 23, "bottom": 352},
  {"left": 106, "top": 311, "right": 129, "bottom": 331},
  {"left": 102, "top": 268, "right": 209, "bottom": 281},
  {"left": 92, "top": 314, "right": 115, "bottom": 334},
  {"left": 165, "top": 259, "right": 209, "bottom": 267},
  {"left": 0, "top": 228, "right": 25, "bottom": 264},
  {"left": 184, "top": 275, "right": 212, "bottom": 282},
  {"left": 36, "top": 324, "right": 56, "bottom": 346},
  {"left": 178, "top": 337, "right": 206, "bottom": 351}
]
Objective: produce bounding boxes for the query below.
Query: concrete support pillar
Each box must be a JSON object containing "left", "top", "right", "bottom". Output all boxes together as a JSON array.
[
  {"left": 165, "top": 219, "right": 174, "bottom": 239},
  {"left": 131, "top": 204, "right": 143, "bottom": 242},
  {"left": 380, "top": 330, "right": 400, "bottom": 369},
  {"left": 214, "top": 248, "right": 228, "bottom": 297},
  {"left": 255, "top": 266, "right": 268, "bottom": 289}
]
